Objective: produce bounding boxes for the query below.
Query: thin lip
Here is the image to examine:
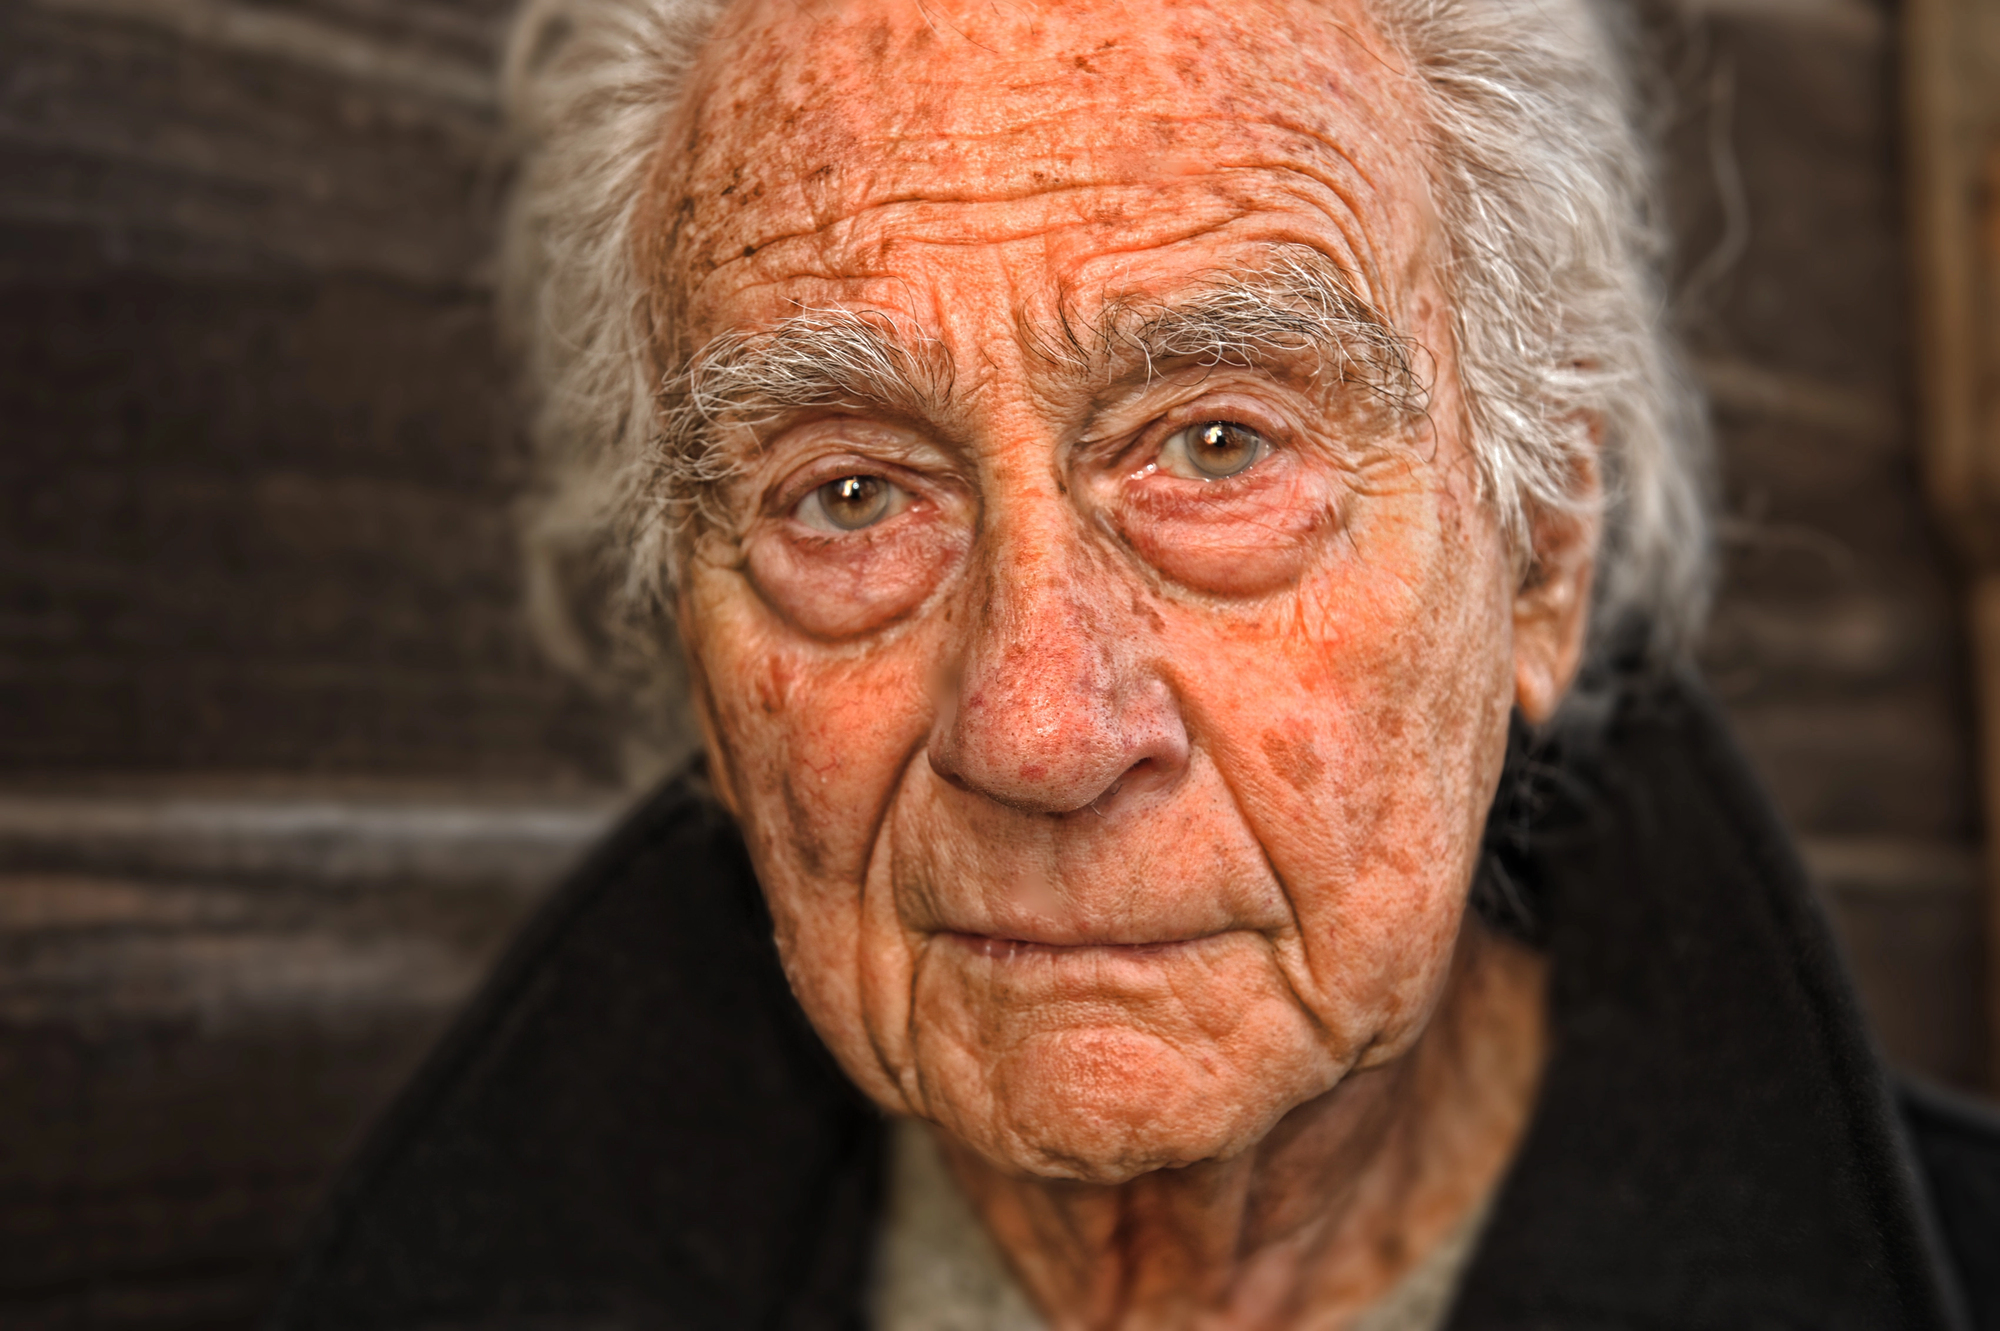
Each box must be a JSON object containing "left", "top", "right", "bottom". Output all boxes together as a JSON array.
[{"left": 936, "top": 930, "right": 1231, "bottom": 960}]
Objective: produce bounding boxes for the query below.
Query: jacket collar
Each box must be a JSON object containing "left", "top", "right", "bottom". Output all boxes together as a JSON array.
[{"left": 1447, "top": 675, "right": 1961, "bottom": 1329}]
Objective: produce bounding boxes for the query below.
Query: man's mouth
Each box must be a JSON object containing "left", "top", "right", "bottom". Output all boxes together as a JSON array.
[{"left": 937, "top": 931, "right": 1227, "bottom": 961}]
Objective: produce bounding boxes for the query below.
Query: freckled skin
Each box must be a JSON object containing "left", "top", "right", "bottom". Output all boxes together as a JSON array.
[{"left": 666, "top": 0, "right": 1598, "bottom": 1326}]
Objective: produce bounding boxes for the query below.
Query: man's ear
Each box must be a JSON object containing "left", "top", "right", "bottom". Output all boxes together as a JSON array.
[{"left": 1512, "top": 432, "right": 1602, "bottom": 725}]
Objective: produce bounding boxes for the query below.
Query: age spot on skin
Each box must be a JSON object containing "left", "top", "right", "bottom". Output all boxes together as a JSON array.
[{"left": 1261, "top": 726, "right": 1326, "bottom": 792}]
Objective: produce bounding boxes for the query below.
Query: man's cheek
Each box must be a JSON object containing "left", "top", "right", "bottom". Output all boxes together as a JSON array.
[
  {"left": 1169, "top": 566, "right": 1490, "bottom": 911},
  {"left": 736, "top": 642, "right": 937, "bottom": 888}
]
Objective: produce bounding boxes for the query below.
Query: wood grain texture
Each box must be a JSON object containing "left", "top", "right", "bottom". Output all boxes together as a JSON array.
[
  {"left": 1652, "top": 0, "right": 1987, "bottom": 1085},
  {"left": 0, "top": 791, "right": 616, "bottom": 1328},
  {"left": 0, "top": 4, "right": 641, "bottom": 1323},
  {"left": 0, "top": 869, "right": 533, "bottom": 1330},
  {"left": 0, "top": 0, "right": 652, "bottom": 782},
  {"left": 1902, "top": 0, "right": 2000, "bottom": 1088}
]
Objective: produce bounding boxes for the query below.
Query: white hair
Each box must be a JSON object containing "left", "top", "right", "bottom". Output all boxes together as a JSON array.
[{"left": 499, "top": 0, "right": 1710, "bottom": 703}]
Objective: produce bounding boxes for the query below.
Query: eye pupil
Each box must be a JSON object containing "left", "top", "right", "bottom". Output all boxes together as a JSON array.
[
  {"left": 819, "top": 474, "right": 891, "bottom": 529},
  {"left": 1190, "top": 421, "right": 1260, "bottom": 478}
]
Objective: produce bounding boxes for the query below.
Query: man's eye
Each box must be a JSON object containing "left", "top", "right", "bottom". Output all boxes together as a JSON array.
[
  {"left": 1157, "top": 421, "right": 1270, "bottom": 481},
  {"left": 796, "top": 474, "right": 905, "bottom": 531}
]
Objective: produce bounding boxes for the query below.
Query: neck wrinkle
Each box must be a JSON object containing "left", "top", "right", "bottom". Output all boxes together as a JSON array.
[{"left": 920, "top": 918, "right": 1549, "bottom": 1331}]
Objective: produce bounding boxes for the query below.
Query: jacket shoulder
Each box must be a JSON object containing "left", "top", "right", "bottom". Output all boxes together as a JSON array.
[
  {"left": 1899, "top": 1077, "right": 2000, "bottom": 1330},
  {"left": 269, "top": 766, "right": 881, "bottom": 1331}
]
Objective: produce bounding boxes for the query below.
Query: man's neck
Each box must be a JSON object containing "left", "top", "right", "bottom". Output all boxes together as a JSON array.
[{"left": 929, "top": 921, "right": 1551, "bottom": 1330}]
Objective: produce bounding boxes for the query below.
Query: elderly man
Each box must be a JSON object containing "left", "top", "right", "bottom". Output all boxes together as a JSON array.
[{"left": 274, "top": 0, "right": 1999, "bottom": 1327}]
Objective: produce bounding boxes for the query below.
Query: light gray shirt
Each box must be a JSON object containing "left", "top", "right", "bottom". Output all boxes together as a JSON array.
[{"left": 871, "top": 1118, "right": 1488, "bottom": 1331}]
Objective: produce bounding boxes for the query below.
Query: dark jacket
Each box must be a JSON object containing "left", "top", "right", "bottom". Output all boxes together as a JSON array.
[{"left": 271, "top": 676, "right": 2000, "bottom": 1329}]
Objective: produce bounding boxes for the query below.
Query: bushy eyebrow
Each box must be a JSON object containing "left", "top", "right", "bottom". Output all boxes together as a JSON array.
[
  {"left": 1082, "top": 247, "right": 1427, "bottom": 411},
  {"left": 663, "top": 307, "right": 950, "bottom": 453},
  {"left": 654, "top": 306, "right": 954, "bottom": 516},
  {"left": 657, "top": 248, "right": 1426, "bottom": 507}
]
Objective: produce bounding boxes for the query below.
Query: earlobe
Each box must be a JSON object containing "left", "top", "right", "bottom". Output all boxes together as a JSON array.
[
  {"left": 1511, "top": 432, "right": 1602, "bottom": 725},
  {"left": 1512, "top": 553, "right": 1592, "bottom": 724}
]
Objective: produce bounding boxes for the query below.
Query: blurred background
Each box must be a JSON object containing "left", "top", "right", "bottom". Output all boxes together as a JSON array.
[{"left": 1, "top": 0, "right": 1995, "bottom": 1325}]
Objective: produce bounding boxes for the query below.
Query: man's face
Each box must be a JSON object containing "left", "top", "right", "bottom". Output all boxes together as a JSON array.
[{"left": 666, "top": 0, "right": 1573, "bottom": 1183}]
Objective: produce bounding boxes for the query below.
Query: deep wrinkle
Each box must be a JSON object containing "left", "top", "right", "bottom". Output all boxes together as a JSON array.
[
  {"left": 681, "top": 249, "right": 1417, "bottom": 522},
  {"left": 1204, "top": 727, "right": 1325, "bottom": 1011},
  {"left": 671, "top": 1, "right": 1592, "bottom": 1326},
  {"left": 727, "top": 354, "right": 1398, "bottom": 629}
]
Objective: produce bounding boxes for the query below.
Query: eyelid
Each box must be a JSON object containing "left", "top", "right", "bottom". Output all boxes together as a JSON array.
[
  {"left": 1077, "top": 374, "right": 1303, "bottom": 461},
  {"left": 1113, "top": 396, "right": 1297, "bottom": 478},
  {"left": 763, "top": 450, "right": 941, "bottom": 519}
]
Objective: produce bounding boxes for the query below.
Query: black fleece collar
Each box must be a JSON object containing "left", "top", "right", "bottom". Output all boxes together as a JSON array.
[{"left": 1449, "top": 678, "right": 1961, "bottom": 1330}]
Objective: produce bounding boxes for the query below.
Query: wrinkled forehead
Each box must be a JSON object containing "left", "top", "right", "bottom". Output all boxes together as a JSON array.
[{"left": 648, "top": 0, "right": 1435, "bottom": 344}]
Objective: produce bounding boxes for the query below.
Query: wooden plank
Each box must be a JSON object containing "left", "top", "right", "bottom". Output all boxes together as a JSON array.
[
  {"left": 1903, "top": 0, "right": 2000, "bottom": 1089},
  {"left": 1805, "top": 835, "right": 1987, "bottom": 1088},
  {"left": 0, "top": 790, "right": 618, "bottom": 888},
  {"left": 1637, "top": 0, "right": 1987, "bottom": 1087},
  {"left": 1903, "top": 0, "right": 1994, "bottom": 554},
  {"left": 0, "top": 869, "right": 524, "bottom": 1326},
  {"left": 0, "top": 785, "right": 607, "bottom": 1327},
  {"left": 0, "top": 2, "right": 501, "bottom": 287}
]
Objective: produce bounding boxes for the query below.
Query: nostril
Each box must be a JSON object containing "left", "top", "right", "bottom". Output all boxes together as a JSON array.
[
  {"left": 1087, "top": 778, "right": 1125, "bottom": 818},
  {"left": 1084, "top": 755, "right": 1175, "bottom": 818}
]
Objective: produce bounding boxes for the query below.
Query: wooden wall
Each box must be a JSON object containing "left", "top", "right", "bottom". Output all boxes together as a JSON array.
[
  {"left": 0, "top": 3, "right": 631, "bottom": 1325},
  {"left": 1904, "top": 0, "right": 2000, "bottom": 1099},
  {"left": 0, "top": 0, "right": 1984, "bottom": 1326},
  {"left": 1650, "top": 0, "right": 1988, "bottom": 1087},
  {"left": 0, "top": 0, "right": 631, "bottom": 782}
]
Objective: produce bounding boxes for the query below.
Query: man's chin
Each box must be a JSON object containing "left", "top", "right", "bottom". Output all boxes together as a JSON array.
[{"left": 912, "top": 1025, "right": 1336, "bottom": 1185}]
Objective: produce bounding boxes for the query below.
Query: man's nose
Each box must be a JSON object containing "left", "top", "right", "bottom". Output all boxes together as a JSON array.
[{"left": 926, "top": 550, "right": 1190, "bottom": 817}]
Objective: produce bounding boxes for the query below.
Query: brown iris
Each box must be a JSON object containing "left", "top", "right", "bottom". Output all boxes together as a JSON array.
[
  {"left": 817, "top": 474, "right": 893, "bottom": 530},
  {"left": 1184, "top": 421, "right": 1264, "bottom": 479}
]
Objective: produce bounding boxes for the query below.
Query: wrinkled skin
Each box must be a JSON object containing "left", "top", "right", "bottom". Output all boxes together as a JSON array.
[{"left": 661, "top": 0, "right": 1596, "bottom": 1324}]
